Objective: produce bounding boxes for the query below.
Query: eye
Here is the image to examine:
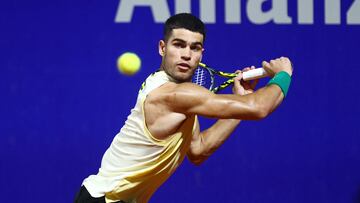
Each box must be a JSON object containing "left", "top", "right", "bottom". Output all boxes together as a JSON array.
[
  {"left": 173, "top": 42, "right": 185, "bottom": 48},
  {"left": 191, "top": 45, "right": 202, "bottom": 52}
]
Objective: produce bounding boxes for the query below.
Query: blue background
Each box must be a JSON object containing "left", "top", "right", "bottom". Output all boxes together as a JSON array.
[{"left": 1, "top": 0, "right": 360, "bottom": 202}]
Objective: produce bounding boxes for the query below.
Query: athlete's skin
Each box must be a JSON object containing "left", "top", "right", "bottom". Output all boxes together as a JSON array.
[{"left": 144, "top": 28, "right": 293, "bottom": 165}]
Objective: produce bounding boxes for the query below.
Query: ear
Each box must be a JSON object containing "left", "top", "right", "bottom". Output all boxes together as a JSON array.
[
  {"left": 199, "top": 48, "right": 205, "bottom": 62},
  {"left": 158, "top": 40, "right": 166, "bottom": 56}
]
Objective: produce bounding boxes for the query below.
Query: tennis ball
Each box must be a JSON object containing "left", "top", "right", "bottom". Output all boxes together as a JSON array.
[{"left": 117, "top": 52, "right": 141, "bottom": 75}]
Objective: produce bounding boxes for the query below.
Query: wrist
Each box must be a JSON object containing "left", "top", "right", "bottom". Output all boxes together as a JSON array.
[
  {"left": 267, "top": 71, "right": 292, "bottom": 97},
  {"left": 283, "top": 69, "right": 292, "bottom": 77},
  {"left": 275, "top": 69, "right": 292, "bottom": 76}
]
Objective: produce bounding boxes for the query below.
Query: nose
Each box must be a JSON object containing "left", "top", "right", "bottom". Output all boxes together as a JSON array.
[{"left": 181, "top": 47, "right": 191, "bottom": 61}]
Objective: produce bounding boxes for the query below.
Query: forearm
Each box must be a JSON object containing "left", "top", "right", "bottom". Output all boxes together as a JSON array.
[
  {"left": 250, "top": 84, "right": 285, "bottom": 117},
  {"left": 252, "top": 70, "right": 291, "bottom": 116},
  {"left": 199, "top": 119, "right": 241, "bottom": 157},
  {"left": 188, "top": 85, "right": 284, "bottom": 165},
  {"left": 213, "top": 84, "right": 284, "bottom": 120}
]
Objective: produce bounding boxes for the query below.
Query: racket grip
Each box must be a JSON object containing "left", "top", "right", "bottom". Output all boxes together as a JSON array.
[{"left": 242, "top": 68, "right": 269, "bottom": 81}]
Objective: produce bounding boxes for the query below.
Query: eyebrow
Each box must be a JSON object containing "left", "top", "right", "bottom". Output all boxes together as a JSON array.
[{"left": 171, "top": 38, "right": 203, "bottom": 47}]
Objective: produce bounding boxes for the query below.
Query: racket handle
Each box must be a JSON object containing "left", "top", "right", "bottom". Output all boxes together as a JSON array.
[{"left": 242, "top": 68, "right": 269, "bottom": 81}]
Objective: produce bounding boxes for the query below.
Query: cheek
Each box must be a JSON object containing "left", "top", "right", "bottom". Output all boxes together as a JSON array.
[
  {"left": 166, "top": 50, "right": 180, "bottom": 61},
  {"left": 193, "top": 52, "right": 202, "bottom": 61}
]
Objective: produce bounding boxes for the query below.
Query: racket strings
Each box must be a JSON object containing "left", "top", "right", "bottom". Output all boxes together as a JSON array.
[
  {"left": 193, "top": 66, "right": 233, "bottom": 92},
  {"left": 193, "top": 68, "right": 207, "bottom": 86}
]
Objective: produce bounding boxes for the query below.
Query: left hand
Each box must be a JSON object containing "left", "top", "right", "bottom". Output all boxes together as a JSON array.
[{"left": 232, "top": 66, "right": 259, "bottom": 95}]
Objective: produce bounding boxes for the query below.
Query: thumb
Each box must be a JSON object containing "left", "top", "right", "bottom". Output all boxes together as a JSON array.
[
  {"left": 235, "top": 70, "right": 243, "bottom": 80},
  {"left": 233, "top": 71, "right": 243, "bottom": 90}
]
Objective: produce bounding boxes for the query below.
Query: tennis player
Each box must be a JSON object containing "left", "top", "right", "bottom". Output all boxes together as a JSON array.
[{"left": 74, "top": 13, "right": 293, "bottom": 203}]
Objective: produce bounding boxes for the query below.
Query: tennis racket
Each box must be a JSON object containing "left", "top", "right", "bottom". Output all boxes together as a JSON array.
[{"left": 192, "top": 62, "right": 270, "bottom": 93}]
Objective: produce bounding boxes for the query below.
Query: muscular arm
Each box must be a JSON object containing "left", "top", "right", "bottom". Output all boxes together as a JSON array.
[
  {"left": 182, "top": 82, "right": 283, "bottom": 165},
  {"left": 187, "top": 118, "right": 241, "bottom": 165},
  {"left": 156, "top": 57, "right": 291, "bottom": 164},
  {"left": 167, "top": 57, "right": 291, "bottom": 120},
  {"left": 165, "top": 82, "right": 284, "bottom": 120}
]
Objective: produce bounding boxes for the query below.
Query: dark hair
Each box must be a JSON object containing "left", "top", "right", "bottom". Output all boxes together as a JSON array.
[{"left": 163, "top": 13, "right": 206, "bottom": 42}]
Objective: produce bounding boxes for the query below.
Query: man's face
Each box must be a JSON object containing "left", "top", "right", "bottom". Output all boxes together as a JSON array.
[{"left": 159, "top": 28, "right": 204, "bottom": 82}]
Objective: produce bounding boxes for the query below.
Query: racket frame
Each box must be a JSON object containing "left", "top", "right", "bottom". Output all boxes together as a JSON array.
[{"left": 198, "top": 62, "right": 237, "bottom": 93}]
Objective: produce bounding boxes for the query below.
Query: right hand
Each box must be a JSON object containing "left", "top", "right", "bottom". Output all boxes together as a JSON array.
[
  {"left": 232, "top": 67, "right": 259, "bottom": 96},
  {"left": 262, "top": 57, "right": 293, "bottom": 77}
]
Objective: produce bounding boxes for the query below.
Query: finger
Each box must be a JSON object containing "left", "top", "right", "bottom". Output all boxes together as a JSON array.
[
  {"left": 233, "top": 75, "right": 243, "bottom": 90},
  {"left": 233, "top": 70, "right": 243, "bottom": 80},
  {"left": 262, "top": 60, "right": 275, "bottom": 76},
  {"left": 235, "top": 69, "right": 242, "bottom": 74},
  {"left": 250, "top": 66, "right": 255, "bottom": 70},
  {"left": 237, "top": 71, "right": 243, "bottom": 80},
  {"left": 280, "top": 56, "right": 289, "bottom": 62},
  {"left": 270, "top": 59, "right": 276, "bottom": 65},
  {"left": 242, "top": 67, "right": 251, "bottom": 72},
  {"left": 262, "top": 61, "right": 269, "bottom": 68}
]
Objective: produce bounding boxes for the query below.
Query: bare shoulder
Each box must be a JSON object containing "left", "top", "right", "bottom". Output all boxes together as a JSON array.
[
  {"left": 144, "top": 82, "right": 204, "bottom": 139},
  {"left": 147, "top": 81, "right": 211, "bottom": 104},
  {"left": 146, "top": 81, "right": 220, "bottom": 118}
]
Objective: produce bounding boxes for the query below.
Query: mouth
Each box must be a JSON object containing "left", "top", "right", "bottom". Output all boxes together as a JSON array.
[{"left": 177, "top": 63, "right": 191, "bottom": 71}]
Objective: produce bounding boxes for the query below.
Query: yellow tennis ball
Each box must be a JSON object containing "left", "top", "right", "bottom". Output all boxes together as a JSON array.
[{"left": 117, "top": 52, "right": 141, "bottom": 75}]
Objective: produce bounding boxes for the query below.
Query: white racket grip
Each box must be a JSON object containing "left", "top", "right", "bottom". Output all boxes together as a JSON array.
[{"left": 242, "top": 68, "right": 269, "bottom": 81}]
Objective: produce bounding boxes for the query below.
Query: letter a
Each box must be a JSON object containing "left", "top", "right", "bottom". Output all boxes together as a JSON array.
[
  {"left": 347, "top": 0, "right": 360, "bottom": 24},
  {"left": 115, "top": 0, "right": 170, "bottom": 23}
]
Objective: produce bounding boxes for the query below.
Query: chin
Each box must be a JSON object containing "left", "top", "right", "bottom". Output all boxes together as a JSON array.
[
  {"left": 175, "top": 70, "right": 194, "bottom": 82},
  {"left": 163, "top": 66, "right": 195, "bottom": 82}
]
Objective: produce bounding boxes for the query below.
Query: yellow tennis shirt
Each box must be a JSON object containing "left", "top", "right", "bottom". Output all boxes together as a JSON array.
[{"left": 82, "top": 71, "right": 197, "bottom": 203}]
